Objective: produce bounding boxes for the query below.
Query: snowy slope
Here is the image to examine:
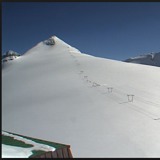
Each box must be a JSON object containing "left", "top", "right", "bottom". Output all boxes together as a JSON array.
[
  {"left": 2, "top": 36, "right": 160, "bottom": 157},
  {"left": 124, "top": 52, "right": 160, "bottom": 67}
]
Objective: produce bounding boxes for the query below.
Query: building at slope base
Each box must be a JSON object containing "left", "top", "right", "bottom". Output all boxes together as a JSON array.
[{"left": 2, "top": 131, "right": 73, "bottom": 158}]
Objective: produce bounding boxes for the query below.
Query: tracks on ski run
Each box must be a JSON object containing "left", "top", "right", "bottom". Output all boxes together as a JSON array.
[{"left": 69, "top": 50, "right": 160, "bottom": 121}]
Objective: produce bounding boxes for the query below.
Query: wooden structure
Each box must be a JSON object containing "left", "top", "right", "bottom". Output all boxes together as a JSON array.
[
  {"left": 31, "top": 146, "right": 73, "bottom": 158},
  {"left": 2, "top": 130, "right": 73, "bottom": 158}
]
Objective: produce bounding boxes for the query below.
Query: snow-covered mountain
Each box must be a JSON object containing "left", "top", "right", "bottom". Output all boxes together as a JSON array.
[
  {"left": 124, "top": 52, "right": 160, "bottom": 67},
  {"left": 2, "top": 36, "right": 160, "bottom": 157},
  {"left": 2, "top": 50, "right": 20, "bottom": 63}
]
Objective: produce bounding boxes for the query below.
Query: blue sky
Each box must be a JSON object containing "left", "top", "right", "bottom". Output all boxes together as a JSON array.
[{"left": 2, "top": 2, "right": 160, "bottom": 61}]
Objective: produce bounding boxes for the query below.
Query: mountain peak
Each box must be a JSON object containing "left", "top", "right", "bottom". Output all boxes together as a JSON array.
[
  {"left": 43, "top": 36, "right": 56, "bottom": 45},
  {"left": 43, "top": 35, "right": 68, "bottom": 45},
  {"left": 4, "top": 50, "right": 19, "bottom": 56},
  {"left": 2, "top": 35, "right": 160, "bottom": 157},
  {"left": 2, "top": 50, "right": 20, "bottom": 63},
  {"left": 124, "top": 52, "right": 160, "bottom": 67},
  {"left": 42, "top": 35, "right": 81, "bottom": 54}
]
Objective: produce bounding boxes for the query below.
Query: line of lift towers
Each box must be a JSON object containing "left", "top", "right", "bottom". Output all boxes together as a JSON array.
[{"left": 107, "top": 87, "right": 134, "bottom": 102}]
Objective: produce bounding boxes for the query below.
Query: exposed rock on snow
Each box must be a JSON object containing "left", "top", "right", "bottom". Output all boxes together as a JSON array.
[
  {"left": 2, "top": 50, "right": 20, "bottom": 63},
  {"left": 43, "top": 36, "right": 55, "bottom": 45}
]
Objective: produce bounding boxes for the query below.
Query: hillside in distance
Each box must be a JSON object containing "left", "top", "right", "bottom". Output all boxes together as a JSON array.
[
  {"left": 124, "top": 52, "right": 160, "bottom": 67},
  {"left": 2, "top": 50, "right": 20, "bottom": 63},
  {"left": 2, "top": 36, "right": 160, "bottom": 157}
]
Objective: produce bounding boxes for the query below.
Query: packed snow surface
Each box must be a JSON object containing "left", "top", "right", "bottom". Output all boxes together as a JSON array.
[{"left": 2, "top": 36, "right": 160, "bottom": 157}]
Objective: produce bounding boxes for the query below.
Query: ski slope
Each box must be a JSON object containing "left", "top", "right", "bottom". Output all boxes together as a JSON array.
[{"left": 2, "top": 36, "right": 160, "bottom": 157}]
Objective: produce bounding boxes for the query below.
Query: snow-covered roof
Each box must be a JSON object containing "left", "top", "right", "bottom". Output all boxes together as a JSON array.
[{"left": 2, "top": 131, "right": 70, "bottom": 158}]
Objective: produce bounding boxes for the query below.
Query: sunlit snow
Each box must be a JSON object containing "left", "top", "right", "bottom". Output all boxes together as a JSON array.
[
  {"left": 2, "top": 131, "right": 55, "bottom": 158},
  {"left": 2, "top": 36, "right": 160, "bottom": 157}
]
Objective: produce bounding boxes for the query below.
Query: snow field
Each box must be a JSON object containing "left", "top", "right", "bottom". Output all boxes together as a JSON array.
[{"left": 2, "top": 36, "right": 160, "bottom": 157}]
